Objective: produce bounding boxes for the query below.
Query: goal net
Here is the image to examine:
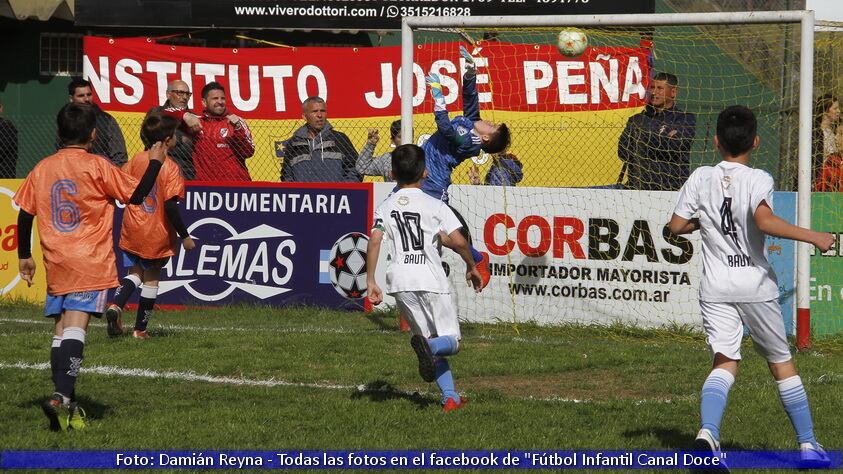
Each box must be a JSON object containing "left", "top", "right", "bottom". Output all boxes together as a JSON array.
[{"left": 400, "top": 13, "right": 824, "bottom": 333}]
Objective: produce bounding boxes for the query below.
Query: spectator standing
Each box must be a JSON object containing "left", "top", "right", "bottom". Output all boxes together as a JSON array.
[
  {"left": 188, "top": 82, "right": 255, "bottom": 181},
  {"left": 281, "top": 97, "right": 361, "bottom": 182},
  {"left": 811, "top": 93, "right": 839, "bottom": 188},
  {"left": 143, "top": 80, "right": 196, "bottom": 179},
  {"left": 815, "top": 122, "right": 843, "bottom": 192},
  {"left": 356, "top": 119, "right": 401, "bottom": 181},
  {"left": 63, "top": 79, "right": 128, "bottom": 166},
  {"left": 0, "top": 99, "right": 17, "bottom": 178},
  {"left": 618, "top": 72, "right": 696, "bottom": 191}
]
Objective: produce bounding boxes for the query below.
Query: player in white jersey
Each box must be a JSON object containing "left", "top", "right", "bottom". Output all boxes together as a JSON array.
[
  {"left": 367, "top": 144, "right": 483, "bottom": 413},
  {"left": 669, "top": 106, "right": 834, "bottom": 471}
]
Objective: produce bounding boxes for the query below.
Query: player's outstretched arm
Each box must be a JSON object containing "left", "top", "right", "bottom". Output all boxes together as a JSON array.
[
  {"left": 127, "top": 142, "right": 165, "bottom": 205},
  {"left": 667, "top": 214, "right": 700, "bottom": 235},
  {"left": 16, "top": 210, "right": 35, "bottom": 286},
  {"left": 459, "top": 46, "right": 480, "bottom": 121},
  {"left": 163, "top": 197, "right": 194, "bottom": 251},
  {"left": 366, "top": 228, "right": 384, "bottom": 305},
  {"left": 446, "top": 228, "right": 483, "bottom": 292},
  {"left": 754, "top": 201, "right": 834, "bottom": 251}
]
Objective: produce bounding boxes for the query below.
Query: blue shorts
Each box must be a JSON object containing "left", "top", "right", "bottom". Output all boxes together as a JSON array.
[
  {"left": 45, "top": 290, "right": 109, "bottom": 318},
  {"left": 123, "top": 251, "right": 170, "bottom": 270}
]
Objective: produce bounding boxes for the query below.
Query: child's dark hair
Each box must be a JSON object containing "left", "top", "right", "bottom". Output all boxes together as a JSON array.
[
  {"left": 482, "top": 123, "right": 511, "bottom": 154},
  {"left": 57, "top": 103, "right": 96, "bottom": 146},
  {"left": 716, "top": 105, "right": 757, "bottom": 157},
  {"left": 142, "top": 113, "right": 179, "bottom": 148},
  {"left": 391, "top": 144, "right": 426, "bottom": 185}
]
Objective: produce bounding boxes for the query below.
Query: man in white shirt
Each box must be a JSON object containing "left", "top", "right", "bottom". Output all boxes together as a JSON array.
[
  {"left": 669, "top": 105, "right": 834, "bottom": 469},
  {"left": 367, "top": 144, "right": 482, "bottom": 413}
]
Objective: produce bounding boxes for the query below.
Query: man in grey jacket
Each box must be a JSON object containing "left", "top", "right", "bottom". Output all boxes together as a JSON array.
[
  {"left": 280, "top": 97, "right": 361, "bottom": 182},
  {"left": 62, "top": 79, "right": 128, "bottom": 166}
]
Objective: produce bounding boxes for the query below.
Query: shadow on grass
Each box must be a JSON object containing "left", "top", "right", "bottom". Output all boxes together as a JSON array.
[
  {"left": 622, "top": 427, "right": 753, "bottom": 450},
  {"left": 351, "top": 380, "right": 437, "bottom": 410},
  {"left": 26, "top": 395, "right": 112, "bottom": 422},
  {"left": 364, "top": 311, "right": 398, "bottom": 332}
]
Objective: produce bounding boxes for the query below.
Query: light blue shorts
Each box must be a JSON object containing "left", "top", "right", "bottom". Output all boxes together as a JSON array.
[{"left": 45, "top": 290, "right": 109, "bottom": 318}]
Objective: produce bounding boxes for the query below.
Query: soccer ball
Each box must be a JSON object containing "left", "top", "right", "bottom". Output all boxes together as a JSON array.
[
  {"left": 557, "top": 28, "right": 588, "bottom": 57},
  {"left": 329, "top": 232, "right": 368, "bottom": 299}
]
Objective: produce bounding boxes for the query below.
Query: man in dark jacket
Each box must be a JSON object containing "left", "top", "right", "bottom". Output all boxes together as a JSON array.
[
  {"left": 618, "top": 72, "right": 696, "bottom": 191},
  {"left": 142, "top": 80, "right": 196, "bottom": 179},
  {"left": 281, "top": 97, "right": 361, "bottom": 182},
  {"left": 62, "top": 79, "right": 128, "bottom": 166}
]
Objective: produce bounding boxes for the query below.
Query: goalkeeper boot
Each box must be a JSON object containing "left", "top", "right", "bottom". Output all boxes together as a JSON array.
[
  {"left": 799, "top": 442, "right": 831, "bottom": 468},
  {"left": 41, "top": 393, "right": 68, "bottom": 432},
  {"left": 410, "top": 335, "right": 436, "bottom": 382},
  {"left": 691, "top": 428, "right": 729, "bottom": 474},
  {"left": 105, "top": 304, "right": 124, "bottom": 337},
  {"left": 475, "top": 252, "right": 491, "bottom": 289},
  {"left": 67, "top": 402, "right": 87, "bottom": 430}
]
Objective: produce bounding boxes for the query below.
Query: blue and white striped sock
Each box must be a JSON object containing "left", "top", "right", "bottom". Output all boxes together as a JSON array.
[
  {"left": 700, "top": 368, "right": 734, "bottom": 441},
  {"left": 777, "top": 375, "right": 817, "bottom": 445}
]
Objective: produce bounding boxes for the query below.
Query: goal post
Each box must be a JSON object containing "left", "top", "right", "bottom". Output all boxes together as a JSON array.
[{"left": 400, "top": 11, "right": 816, "bottom": 345}]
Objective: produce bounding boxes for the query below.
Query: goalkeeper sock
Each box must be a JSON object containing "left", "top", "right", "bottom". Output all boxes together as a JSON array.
[
  {"left": 135, "top": 285, "right": 158, "bottom": 332},
  {"left": 434, "top": 357, "right": 459, "bottom": 404},
  {"left": 777, "top": 375, "right": 817, "bottom": 445},
  {"left": 470, "top": 246, "right": 483, "bottom": 264},
  {"left": 700, "top": 368, "right": 734, "bottom": 441},
  {"left": 113, "top": 274, "right": 142, "bottom": 309},
  {"left": 428, "top": 335, "right": 459, "bottom": 356}
]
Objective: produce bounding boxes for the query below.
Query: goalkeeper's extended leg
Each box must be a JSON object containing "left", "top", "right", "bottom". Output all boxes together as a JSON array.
[{"left": 444, "top": 205, "right": 491, "bottom": 288}]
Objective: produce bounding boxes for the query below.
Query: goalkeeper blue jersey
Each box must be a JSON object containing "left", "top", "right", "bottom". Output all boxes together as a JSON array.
[{"left": 421, "top": 74, "right": 482, "bottom": 203}]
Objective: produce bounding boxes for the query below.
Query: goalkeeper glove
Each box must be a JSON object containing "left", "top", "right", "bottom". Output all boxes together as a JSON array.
[
  {"left": 426, "top": 73, "right": 447, "bottom": 111},
  {"left": 460, "top": 45, "right": 476, "bottom": 77}
]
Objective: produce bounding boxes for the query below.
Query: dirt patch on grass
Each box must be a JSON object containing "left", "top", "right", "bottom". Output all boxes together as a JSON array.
[{"left": 460, "top": 368, "right": 667, "bottom": 400}]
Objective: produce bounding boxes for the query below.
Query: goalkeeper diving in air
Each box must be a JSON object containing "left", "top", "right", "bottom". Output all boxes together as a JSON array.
[{"left": 422, "top": 45, "right": 511, "bottom": 288}]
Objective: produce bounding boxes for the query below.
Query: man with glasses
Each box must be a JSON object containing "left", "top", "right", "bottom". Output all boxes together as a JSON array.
[{"left": 143, "top": 80, "right": 196, "bottom": 179}]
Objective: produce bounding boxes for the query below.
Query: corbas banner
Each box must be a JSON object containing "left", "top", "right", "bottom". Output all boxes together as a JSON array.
[
  {"left": 113, "top": 182, "right": 373, "bottom": 309},
  {"left": 75, "top": 0, "right": 656, "bottom": 30},
  {"left": 442, "top": 186, "right": 800, "bottom": 330},
  {"left": 83, "top": 36, "right": 650, "bottom": 118}
]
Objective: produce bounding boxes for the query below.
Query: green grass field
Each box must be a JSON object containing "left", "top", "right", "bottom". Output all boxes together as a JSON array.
[{"left": 1, "top": 299, "right": 841, "bottom": 470}]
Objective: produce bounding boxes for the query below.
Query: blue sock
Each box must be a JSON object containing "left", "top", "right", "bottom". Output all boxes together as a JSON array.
[
  {"left": 428, "top": 335, "right": 459, "bottom": 356},
  {"left": 434, "top": 358, "right": 459, "bottom": 404},
  {"left": 700, "top": 368, "right": 734, "bottom": 441},
  {"left": 470, "top": 246, "right": 483, "bottom": 264},
  {"left": 777, "top": 375, "right": 817, "bottom": 445}
]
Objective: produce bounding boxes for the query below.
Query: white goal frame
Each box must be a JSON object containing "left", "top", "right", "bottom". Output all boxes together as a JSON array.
[{"left": 400, "top": 11, "right": 816, "bottom": 347}]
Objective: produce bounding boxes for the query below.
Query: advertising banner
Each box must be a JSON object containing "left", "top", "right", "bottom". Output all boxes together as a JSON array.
[
  {"left": 83, "top": 36, "right": 650, "bottom": 186},
  {"left": 75, "top": 0, "right": 656, "bottom": 31},
  {"left": 122, "top": 182, "right": 373, "bottom": 309},
  {"left": 810, "top": 193, "right": 843, "bottom": 337},
  {"left": 0, "top": 179, "right": 47, "bottom": 301}
]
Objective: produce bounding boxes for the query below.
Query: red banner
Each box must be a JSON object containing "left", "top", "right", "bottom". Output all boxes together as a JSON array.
[{"left": 83, "top": 36, "right": 649, "bottom": 119}]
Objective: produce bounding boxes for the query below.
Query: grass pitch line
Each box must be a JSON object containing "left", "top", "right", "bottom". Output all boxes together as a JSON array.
[{"left": 1, "top": 361, "right": 691, "bottom": 405}]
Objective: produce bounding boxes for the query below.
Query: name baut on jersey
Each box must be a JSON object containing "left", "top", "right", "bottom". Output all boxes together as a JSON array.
[
  {"left": 373, "top": 188, "right": 462, "bottom": 294},
  {"left": 673, "top": 161, "right": 779, "bottom": 303}
]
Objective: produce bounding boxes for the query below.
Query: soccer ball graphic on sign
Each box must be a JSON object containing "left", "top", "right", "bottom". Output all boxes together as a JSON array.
[
  {"left": 557, "top": 28, "right": 588, "bottom": 57},
  {"left": 329, "top": 232, "right": 368, "bottom": 299}
]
